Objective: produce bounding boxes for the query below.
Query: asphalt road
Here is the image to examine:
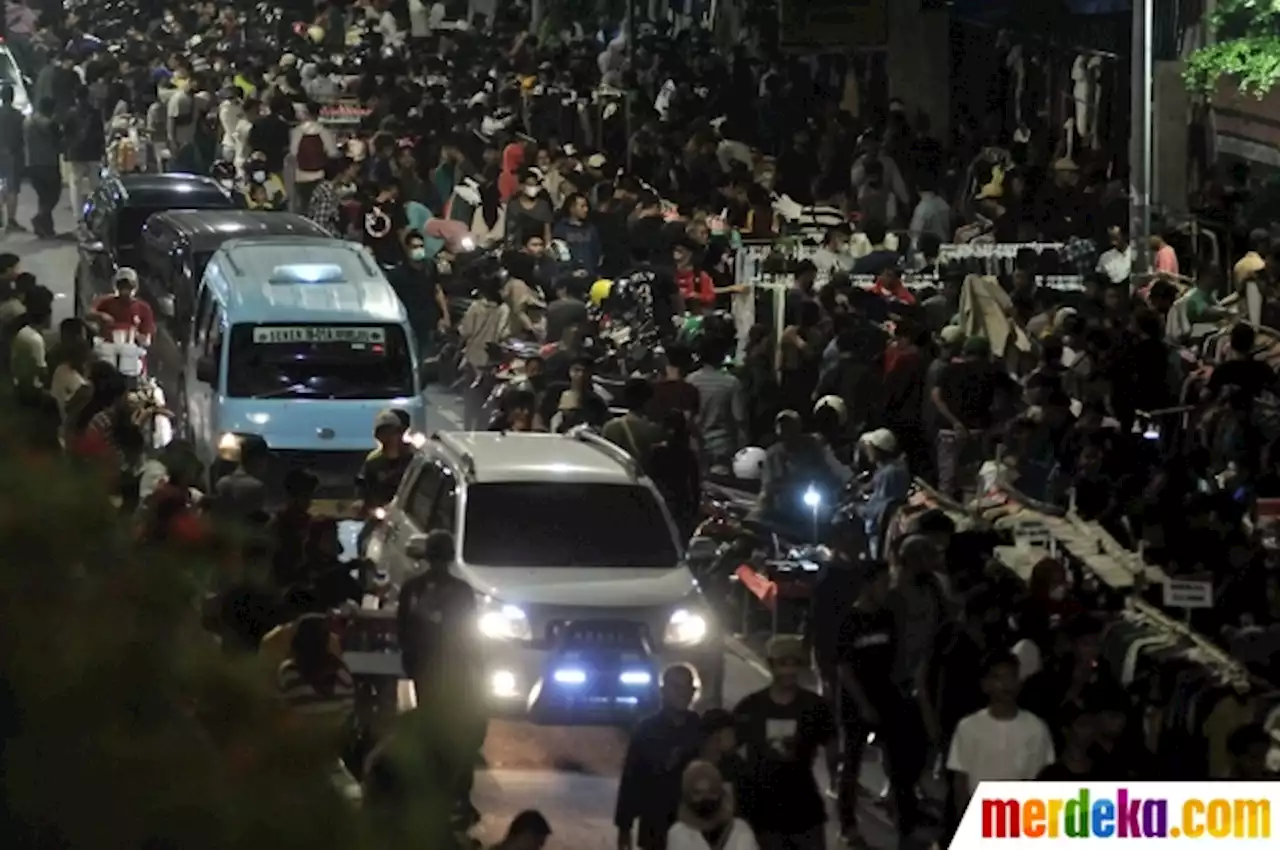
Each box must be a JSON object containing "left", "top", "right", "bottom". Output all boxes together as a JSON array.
[{"left": 11, "top": 183, "right": 918, "bottom": 850}]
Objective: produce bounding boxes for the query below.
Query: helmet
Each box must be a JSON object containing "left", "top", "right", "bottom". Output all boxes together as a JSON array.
[
  {"left": 589, "top": 278, "right": 613, "bottom": 306},
  {"left": 813, "top": 395, "right": 848, "bottom": 428},
  {"left": 211, "top": 160, "right": 236, "bottom": 181},
  {"left": 732, "top": 446, "right": 768, "bottom": 481},
  {"left": 549, "top": 238, "right": 572, "bottom": 263}
]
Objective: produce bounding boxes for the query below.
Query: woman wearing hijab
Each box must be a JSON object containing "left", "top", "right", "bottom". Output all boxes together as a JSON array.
[
  {"left": 471, "top": 180, "right": 508, "bottom": 248},
  {"left": 666, "top": 761, "right": 758, "bottom": 850},
  {"left": 497, "top": 140, "right": 526, "bottom": 202}
]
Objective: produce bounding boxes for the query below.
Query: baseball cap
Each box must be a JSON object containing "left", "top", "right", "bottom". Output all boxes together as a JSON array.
[{"left": 373, "top": 409, "right": 404, "bottom": 433}]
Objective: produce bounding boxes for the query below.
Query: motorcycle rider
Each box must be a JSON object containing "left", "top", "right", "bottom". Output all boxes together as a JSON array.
[
  {"left": 853, "top": 428, "right": 911, "bottom": 557},
  {"left": 89, "top": 267, "right": 155, "bottom": 341},
  {"left": 757, "top": 410, "right": 851, "bottom": 536},
  {"left": 395, "top": 529, "right": 485, "bottom": 828}
]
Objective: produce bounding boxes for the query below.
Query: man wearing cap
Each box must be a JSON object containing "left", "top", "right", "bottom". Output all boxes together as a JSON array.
[
  {"left": 357, "top": 410, "right": 413, "bottom": 516},
  {"left": 395, "top": 528, "right": 485, "bottom": 826},
  {"left": 89, "top": 268, "right": 156, "bottom": 340},
  {"left": 931, "top": 335, "right": 1018, "bottom": 498},
  {"left": 732, "top": 634, "right": 835, "bottom": 850},
  {"left": 854, "top": 428, "right": 910, "bottom": 557}
]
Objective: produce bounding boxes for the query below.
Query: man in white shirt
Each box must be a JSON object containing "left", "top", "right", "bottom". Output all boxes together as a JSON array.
[
  {"left": 1096, "top": 225, "right": 1133, "bottom": 285},
  {"left": 909, "top": 174, "right": 952, "bottom": 250},
  {"left": 811, "top": 224, "right": 853, "bottom": 281},
  {"left": 947, "top": 652, "right": 1055, "bottom": 815}
]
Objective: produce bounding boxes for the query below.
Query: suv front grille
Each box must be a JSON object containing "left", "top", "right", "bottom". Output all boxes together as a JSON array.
[{"left": 546, "top": 620, "right": 652, "bottom": 651}]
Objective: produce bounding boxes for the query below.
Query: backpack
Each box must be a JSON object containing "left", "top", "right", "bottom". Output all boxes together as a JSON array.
[{"left": 296, "top": 130, "right": 327, "bottom": 172}]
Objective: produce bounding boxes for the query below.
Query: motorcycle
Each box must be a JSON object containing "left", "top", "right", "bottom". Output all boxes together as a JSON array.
[{"left": 93, "top": 329, "right": 173, "bottom": 451}]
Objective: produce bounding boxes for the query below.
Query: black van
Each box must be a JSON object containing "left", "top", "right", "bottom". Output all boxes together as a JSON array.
[
  {"left": 75, "top": 173, "right": 240, "bottom": 317},
  {"left": 138, "top": 209, "right": 328, "bottom": 335}
]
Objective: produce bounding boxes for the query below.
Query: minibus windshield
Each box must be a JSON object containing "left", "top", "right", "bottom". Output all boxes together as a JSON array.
[{"left": 226, "top": 323, "right": 414, "bottom": 399}]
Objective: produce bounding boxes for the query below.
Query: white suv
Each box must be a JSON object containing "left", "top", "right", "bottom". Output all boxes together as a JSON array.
[{"left": 367, "top": 427, "right": 724, "bottom": 719}]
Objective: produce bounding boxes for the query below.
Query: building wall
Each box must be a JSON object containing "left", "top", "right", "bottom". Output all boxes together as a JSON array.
[{"left": 886, "top": 0, "right": 951, "bottom": 141}]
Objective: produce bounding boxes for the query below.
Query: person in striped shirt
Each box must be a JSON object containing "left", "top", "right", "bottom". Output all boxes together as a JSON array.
[{"left": 277, "top": 613, "right": 355, "bottom": 739}]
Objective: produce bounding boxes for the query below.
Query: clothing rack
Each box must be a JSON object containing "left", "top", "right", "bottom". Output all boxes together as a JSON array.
[{"left": 1125, "top": 598, "right": 1260, "bottom": 693}]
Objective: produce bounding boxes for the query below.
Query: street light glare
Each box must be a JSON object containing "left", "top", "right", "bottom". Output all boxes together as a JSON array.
[{"left": 803, "top": 487, "right": 821, "bottom": 509}]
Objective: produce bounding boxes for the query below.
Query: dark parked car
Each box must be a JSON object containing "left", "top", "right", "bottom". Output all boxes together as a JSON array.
[
  {"left": 138, "top": 209, "right": 328, "bottom": 336},
  {"left": 75, "top": 173, "right": 240, "bottom": 317}
]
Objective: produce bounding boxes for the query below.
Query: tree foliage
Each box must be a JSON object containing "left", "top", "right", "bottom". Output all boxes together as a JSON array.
[
  {"left": 0, "top": 415, "right": 454, "bottom": 850},
  {"left": 1186, "top": 0, "right": 1280, "bottom": 97}
]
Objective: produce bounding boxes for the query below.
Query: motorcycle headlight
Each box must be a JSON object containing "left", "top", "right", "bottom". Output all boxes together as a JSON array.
[
  {"left": 664, "top": 608, "right": 709, "bottom": 647},
  {"left": 478, "top": 602, "right": 532, "bottom": 641}
]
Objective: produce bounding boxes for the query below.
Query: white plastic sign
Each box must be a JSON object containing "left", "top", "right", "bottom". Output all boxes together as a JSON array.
[
  {"left": 252, "top": 326, "right": 385, "bottom": 345},
  {"left": 1163, "top": 579, "right": 1213, "bottom": 609},
  {"left": 1013, "top": 519, "right": 1052, "bottom": 551}
]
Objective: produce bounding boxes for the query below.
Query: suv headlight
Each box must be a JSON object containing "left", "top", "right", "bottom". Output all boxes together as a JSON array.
[
  {"left": 478, "top": 602, "right": 532, "bottom": 641},
  {"left": 665, "top": 608, "right": 709, "bottom": 647}
]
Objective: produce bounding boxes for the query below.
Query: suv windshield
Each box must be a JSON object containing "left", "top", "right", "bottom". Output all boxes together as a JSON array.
[
  {"left": 463, "top": 482, "right": 679, "bottom": 567},
  {"left": 227, "top": 323, "right": 414, "bottom": 399}
]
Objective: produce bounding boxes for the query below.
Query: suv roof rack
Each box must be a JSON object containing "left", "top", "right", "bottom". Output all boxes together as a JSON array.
[
  {"left": 567, "top": 425, "right": 639, "bottom": 480},
  {"left": 431, "top": 432, "right": 476, "bottom": 479}
]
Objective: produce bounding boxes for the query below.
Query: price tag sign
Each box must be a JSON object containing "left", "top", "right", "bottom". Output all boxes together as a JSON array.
[
  {"left": 1163, "top": 579, "right": 1214, "bottom": 609},
  {"left": 1013, "top": 519, "right": 1052, "bottom": 551}
]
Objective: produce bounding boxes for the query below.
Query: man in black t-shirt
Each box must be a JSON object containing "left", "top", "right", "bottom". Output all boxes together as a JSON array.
[
  {"left": 1206, "top": 323, "right": 1276, "bottom": 405},
  {"left": 732, "top": 634, "right": 836, "bottom": 850},
  {"left": 931, "top": 334, "right": 1019, "bottom": 497},
  {"left": 363, "top": 177, "right": 408, "bottom": 268}
]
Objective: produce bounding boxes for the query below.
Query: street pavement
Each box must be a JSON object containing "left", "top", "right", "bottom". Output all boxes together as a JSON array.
[{"left": 10, "top": 183, "right": 916, "bottom": 850}]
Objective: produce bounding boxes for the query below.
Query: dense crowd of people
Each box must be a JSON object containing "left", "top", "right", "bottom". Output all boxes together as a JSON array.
[{"left": 1, "top": 0, "right": 1279, "bottom": 849}]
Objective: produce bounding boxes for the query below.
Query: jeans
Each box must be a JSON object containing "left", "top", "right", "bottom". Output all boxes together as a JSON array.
[
  {"left": 28, "top": 165, "right": 61, "bottom": 235},
  {"left": 935, "top": 428, "right": 987, "bottom": 499},
  {"left": 66, "top": 160, "right": 101, "bottom": 224},
  {"left": 756, "top": 825, "right": 826, "bottom": 850}
]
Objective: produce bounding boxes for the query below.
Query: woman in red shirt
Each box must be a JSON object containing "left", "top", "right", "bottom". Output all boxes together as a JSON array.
[{"left": 674, "top": 239, "right": 715, "bottom": 306}]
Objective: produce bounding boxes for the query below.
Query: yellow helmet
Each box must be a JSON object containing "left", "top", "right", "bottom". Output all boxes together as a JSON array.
[{"left": 589, "top": 278, "right": 613, "bottom": 307}]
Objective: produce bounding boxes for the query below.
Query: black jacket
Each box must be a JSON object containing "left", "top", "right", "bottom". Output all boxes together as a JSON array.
[
  {"left": 65, "top": 104, "right": 106, "bottom": 162},
  {"left": 614, "top": 709, "right": 703, "bottom": 850}
]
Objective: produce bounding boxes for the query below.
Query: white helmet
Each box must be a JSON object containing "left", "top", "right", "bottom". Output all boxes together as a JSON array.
[
  {"left": 733, "top": 446, "right": 768, "bottom": 481},
  {"left": 813, "top": 395, "right": 848, "bottom": 428},
  {"left": 549, "top": 238, "right": 572, "bottom": 263}
]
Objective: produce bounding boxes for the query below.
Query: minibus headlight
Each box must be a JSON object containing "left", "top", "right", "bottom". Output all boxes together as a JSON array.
[{"left": 217, "top": 431, "right": 245, "bottom": 461}]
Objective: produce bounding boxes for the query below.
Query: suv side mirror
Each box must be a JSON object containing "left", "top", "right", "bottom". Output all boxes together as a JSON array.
[
  {"left": 405, "top": 533, "right": 429, "bottom": 561},
  {"left": 195, "top": 356, "right": 218, "bottom": 385}
]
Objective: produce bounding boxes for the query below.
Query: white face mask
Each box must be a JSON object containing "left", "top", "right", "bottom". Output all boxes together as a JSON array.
[
  {"left": 251, "top": 170, "right": 266, "bottom": 183},
  {"left": 524, "top": 185, "right": 539, "bottom": 198}
]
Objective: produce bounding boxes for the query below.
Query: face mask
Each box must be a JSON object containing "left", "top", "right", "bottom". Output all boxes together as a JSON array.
[
  {"left": 688, "top": 798, "right": 722, "bottom": 819},
  {"left": 251, "top": 171, "right": 266, "bottom": 183},
  {"left": 524, "top": 185, "right": 539, "bottom": 198},
  {"left": 1048, "top": 585, "right": 1068, "bottom": 602},
  {"left": 409, "top": 247, "right": 426, "bottom": 261},
  {"left": 338, "top": 183, "right": 356, "bottom": 197}
]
